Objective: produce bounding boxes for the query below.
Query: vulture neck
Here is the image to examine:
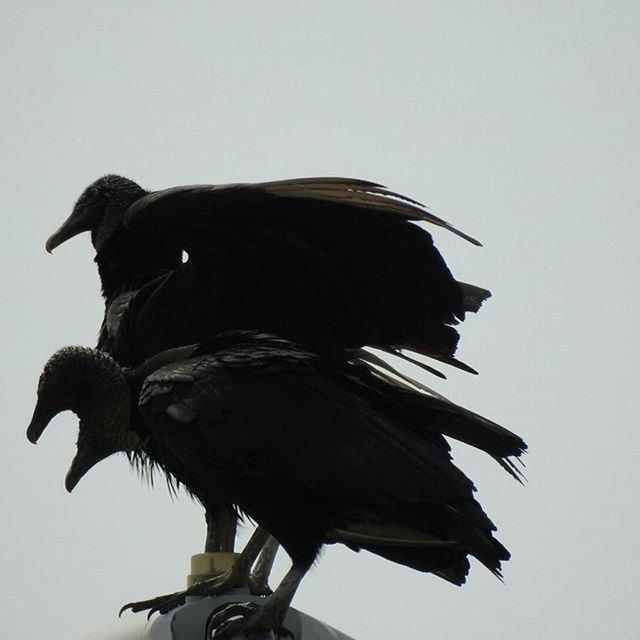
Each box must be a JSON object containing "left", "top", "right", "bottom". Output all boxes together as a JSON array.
[{"left": 96, "top": 229, "right": 182, "bottom": 299}]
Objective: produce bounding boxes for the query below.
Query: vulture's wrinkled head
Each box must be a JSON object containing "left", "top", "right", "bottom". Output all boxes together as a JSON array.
[
  {"left": 46, "top": 175, "right": 145, "bottom": 253},
  {"left": 27, "top": 346, "right": 140, "bottom": 492}
]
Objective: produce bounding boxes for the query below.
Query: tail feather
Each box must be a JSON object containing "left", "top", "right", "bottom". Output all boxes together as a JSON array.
[
  {"left": 359, "top": 348, "right": 447, "bottom": 381},
  {"left": 426, "top": 401, "right": 527, "bottom": 462},
  {"left": 350, "top": 356, "right": 527, "bottom": 470},
  {"left": 331, "top": 524, "right": 471, "bottom": 584},
  {"left": 357, "top": 545, "right": 471, "bottom": 585},
  {"left": 328, "top": 500, "right": 509, "bottom": 584},
  {"left": 458, "top": 282, "right": 492, "bottom": 315},
  {"left": 376, "top": 346, "right": 479, "bottom": 377},
  {"left": 404, "top": 349, "right": 479, "bottom": 375},
  {"left": 434, "top": 559, "right": 471, "bottom": 585}
]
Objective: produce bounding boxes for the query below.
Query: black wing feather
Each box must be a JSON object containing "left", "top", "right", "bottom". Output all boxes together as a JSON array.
[
  {"left": 137, "top": 335, "right": 519, "bottom": 579},
  {"left": 140, "top": 347, "right": 473, "bottom": 505},
  {"left": 116, "top": 179, "right": 487, "bottom": 365},
  {"left": 124, "top": 178, "right": 481, "bottom": 245}
]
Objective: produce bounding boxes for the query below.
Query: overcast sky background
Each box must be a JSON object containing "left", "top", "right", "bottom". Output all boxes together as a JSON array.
[{"left": 2, "top": 2, "right": 638, "bottom": 639}]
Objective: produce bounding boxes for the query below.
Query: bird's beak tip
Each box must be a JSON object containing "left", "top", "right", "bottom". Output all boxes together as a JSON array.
[
  {"left": 45, "top": 234, "right": 60, "bottom": 254},
  {"left": 26, "top": 420, "right": 44, "bottom": 444},
  {"left": 64, "top": 469, "right": 79, "bottom": 493}
]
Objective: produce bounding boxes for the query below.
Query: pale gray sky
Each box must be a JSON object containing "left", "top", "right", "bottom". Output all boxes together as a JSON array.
[{"left": 2, "top": 2, "right": 639, "bottom": 638}]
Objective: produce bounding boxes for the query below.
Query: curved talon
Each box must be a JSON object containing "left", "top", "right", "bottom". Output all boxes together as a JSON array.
[
  {"left": 147, "top": 596, "right": 186, "bottom": 618},
  {"left": 119, "top": 600, "right": 158, "bottom": 617},
  {"left": 118, "top": 570, "right": 255, "bottom": 622},
  {"left": 207, "top": 602, "right": 292, "bottom": 640},
  {"left": 208, "top": 601, "right": 258, "bottom": 630},
  {"left": 119, "top": 590, "right": 189, "bottom": 618}
]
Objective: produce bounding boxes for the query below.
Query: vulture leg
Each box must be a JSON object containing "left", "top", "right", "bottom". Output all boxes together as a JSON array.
[
  {"left": 248, "top": 535, "right": 279, "bottom": 595},
  {"left": 209, "top": 526, "right": 274, "bottom": 595},
  {"left": 207, "top": 560, "right": 311, "bottom": 640},
  {"left": 119, "top": 527, "right": 272, "bottom": 617},
  {"left": 204, "top": 505, "right": 237, "bottom": 552}
]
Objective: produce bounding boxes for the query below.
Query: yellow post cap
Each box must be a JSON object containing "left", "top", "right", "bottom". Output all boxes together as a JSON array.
[{"left": 187, "top": 552, "right": 241, "bottom": 587}]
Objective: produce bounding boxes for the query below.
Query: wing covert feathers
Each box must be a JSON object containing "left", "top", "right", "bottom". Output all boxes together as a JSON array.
[
  {"left": 125, "top": 177, "right": 482, "bottom": 246},
  {"left": 258, "top": 177, "right": 482, "bottom": 245}
]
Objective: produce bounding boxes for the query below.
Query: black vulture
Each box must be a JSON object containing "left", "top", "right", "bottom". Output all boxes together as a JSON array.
[
  {"left": 28, "top": 332, "right": 525, "bottom": 639},
  {"left": 44, "top": 175, "right": 493, "bottom": 585},
  {"left": 46, "top": 175, "right": 490, "bottom": 372}
]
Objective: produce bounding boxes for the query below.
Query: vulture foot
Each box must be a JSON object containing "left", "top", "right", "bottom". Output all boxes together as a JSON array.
[
  {"left": 120, "top": 588, "right": 190, "bottom": 617},
  {"left": 207, "top": 601, "right": 292, "bottom": 640},
  {"left": 119, "top": 567, "right": 256, "bottom": 618}
]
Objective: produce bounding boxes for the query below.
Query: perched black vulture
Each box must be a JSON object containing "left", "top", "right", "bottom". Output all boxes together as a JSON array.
[
  {"left": 46, "top": 175, "right": 490, "bottom": 372},
  {"left": 28, "top": 332, "right": 525, "bottom": 639},
  {"left": 44, "top": 175, "right": 493, "bottom": 582}
]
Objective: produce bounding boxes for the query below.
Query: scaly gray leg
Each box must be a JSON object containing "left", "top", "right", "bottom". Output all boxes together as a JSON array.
[
  {"left": 207, "top": 560, "right": 311, "bottom": 639},
  {"left": 248, "top": 535, "right": 279, "bottom": 595}
]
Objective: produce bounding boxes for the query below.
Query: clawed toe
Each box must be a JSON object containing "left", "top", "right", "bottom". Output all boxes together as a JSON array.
[
  {"left": 119, "top": 590, "right": 188, "bottom": 618},
  {"left": 118, "top": 570, "right": 247, "bottom": 619},
  {"left": 207, "top": 601, "right": 292, "bottom": 640}
]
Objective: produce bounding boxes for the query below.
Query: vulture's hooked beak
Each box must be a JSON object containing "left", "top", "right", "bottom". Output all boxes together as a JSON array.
[
  {"left": 46, "top": 207, "right": 98, "bottom": 253},
  {"left": 26, "top": 417, "right": 47, "bottom": 444},
  {"left": 26, "top": 397, "right": 59, "bottom": 444},
  {"left": 65, "top": 445, "right": 114, "bottom": 493},
  {"left": 27, "top": 398, "right": 120, "bottom": 493},
  {"left": 28, "top": 345, "right": 136, "bottom": 492}
]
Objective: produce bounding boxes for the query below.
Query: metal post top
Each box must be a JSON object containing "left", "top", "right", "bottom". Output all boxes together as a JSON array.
[{"left": 73, "top": 591, "right": 356, "bottom": 640}]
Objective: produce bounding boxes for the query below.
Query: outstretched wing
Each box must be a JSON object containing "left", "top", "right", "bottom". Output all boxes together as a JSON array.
[
  {"left": 119, "top": 178, "right": 489, "bottom": 367},
  {"left": 124, "top": 177, "right": 481, "bottom": 245}
]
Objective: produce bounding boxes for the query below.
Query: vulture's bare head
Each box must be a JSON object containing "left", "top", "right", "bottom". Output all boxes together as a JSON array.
[
  {"left": 46, "top": 175, "right": 145, "bottom": 253},
  {"left": 27, "top": 346, "right": 140, "bottom": 492}
]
